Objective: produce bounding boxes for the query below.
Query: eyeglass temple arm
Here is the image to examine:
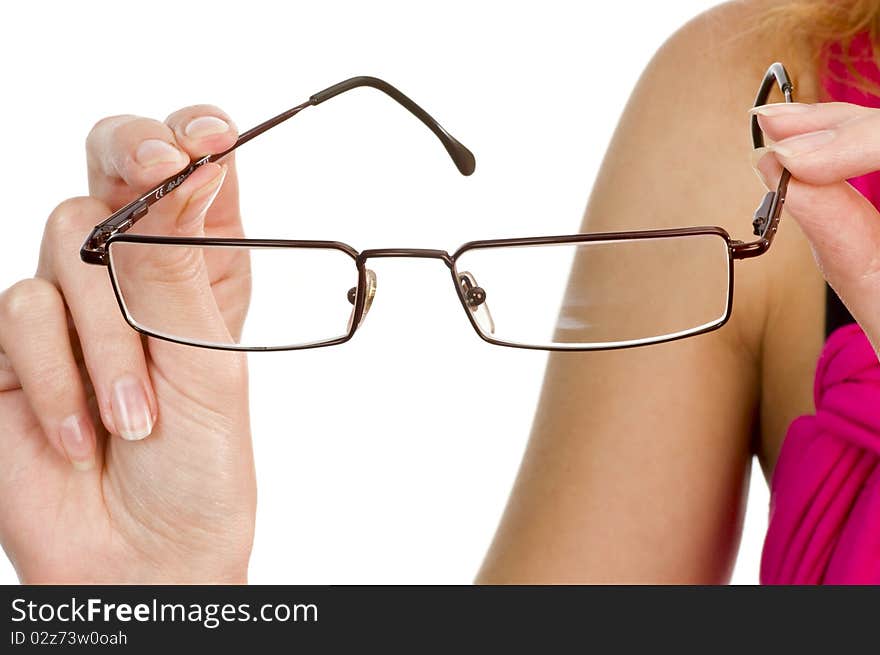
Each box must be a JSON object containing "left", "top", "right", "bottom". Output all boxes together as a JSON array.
[
  {"left": 80, "top": 76, "right": 476, "bottom": 265},
  {"left": 310, "top": 76, "right": 476, "bottom": 176},
  {"left": 732, "top": 62, "right": 793, "bottom": 260}
]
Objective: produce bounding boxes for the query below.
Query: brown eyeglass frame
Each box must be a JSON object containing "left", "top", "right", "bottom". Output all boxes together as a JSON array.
[{"left": 81, "top": 64, "right": 793, "bottom": 352}]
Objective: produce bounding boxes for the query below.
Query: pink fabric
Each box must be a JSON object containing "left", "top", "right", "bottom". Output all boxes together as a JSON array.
[
  {"left": 822, "top": 32, "right": 880, "bottom": 201},
  {"left": 761, "top": 325, "right": 880, "bottom": 583},
  {"left": 760, "top": 34, "right": 880, "bottom": 584}
]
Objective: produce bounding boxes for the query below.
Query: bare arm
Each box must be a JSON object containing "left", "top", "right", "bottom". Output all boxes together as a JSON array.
[{"left": 477, "top": 2, "right": 824, "bottom": 584}]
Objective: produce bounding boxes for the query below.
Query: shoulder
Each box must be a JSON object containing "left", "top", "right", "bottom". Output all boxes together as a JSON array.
[
  {"left": 650, "top": 0, "right": 826, "bottom": 469},
  {"left": 641, "top": 0, "right": 820, "bottom": 109},
  {"left": 594, "top": 0, "right": 818, "bottom": 238},
  {"left": 584, "top": 0, "right": 826, "bottom": 469}
]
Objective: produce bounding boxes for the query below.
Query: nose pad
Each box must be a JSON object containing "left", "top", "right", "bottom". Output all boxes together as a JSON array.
[
  {"left": 346, "top": 269, "right": 378, "bottom": 331},
  {"left": 458, "top": 271, "right": 495, "bottom": 335}
]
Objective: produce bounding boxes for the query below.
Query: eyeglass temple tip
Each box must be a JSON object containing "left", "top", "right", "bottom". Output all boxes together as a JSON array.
[{"left": 310, "top": 75, "right": 476, "bottom": 176}]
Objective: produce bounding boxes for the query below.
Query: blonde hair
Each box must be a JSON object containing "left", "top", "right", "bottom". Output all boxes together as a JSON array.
[
  {"left": 764, "top": 0, "right": 880, "bottom": 94},
  {"left": 767, "top": 0, "right": 880, "bottom": 42}
]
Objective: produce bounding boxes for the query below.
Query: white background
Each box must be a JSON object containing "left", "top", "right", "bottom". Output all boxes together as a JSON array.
[{"left": 0, "top": 0, "right": 768, "bottom": 584}]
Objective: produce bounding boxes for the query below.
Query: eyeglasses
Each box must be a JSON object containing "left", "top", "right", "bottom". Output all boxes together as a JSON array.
[{"left": 81, "top": 65, "right": 793, "bottom": 352}]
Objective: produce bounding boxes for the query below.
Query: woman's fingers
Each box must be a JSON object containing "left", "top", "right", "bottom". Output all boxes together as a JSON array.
[
  {"left": 0, "top": 278, "right": 97, "bottom": 470},
  {"left": 85, "top": 107, "right": 241, "bottom": 234},
  {"left": 36, "top": 159, "right": 228, "bottom": 439},
  {"left": 37, "top": 196, "right": 157, "bottom": 442},
  {"left": 164, "top": 105, "right": 237, "bottom": 157},
  {"left": 165, "top": 106, "right": 242, "bottom": 235},
  {"left": 752, "top": 101, "right": 880, "bottom": 184},
  {"left": 754, "top": 151, "right": 880, "bottom": 353},
  {"left": 752, "top": 99, "right": 880, "bottom": 351},
  {"left": 107, "top": 165, "right": 236, "bottom": 347},
  {"left": 751, "top": 101, "right": 871, "bottom": 140},
  {"left": 86, "top": 115, "right": 190, "bottom": 209}
]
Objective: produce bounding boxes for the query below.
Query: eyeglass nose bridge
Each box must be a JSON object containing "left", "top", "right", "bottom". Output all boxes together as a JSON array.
[
  {"left": 346, "top": 248, "right": 458, "bottom": 332},
  {"left": 357, "top": 248, "right": 454, "bottom": 265},
  {"left": 348, "top": 248, "right": 496, "bottom": 335}
]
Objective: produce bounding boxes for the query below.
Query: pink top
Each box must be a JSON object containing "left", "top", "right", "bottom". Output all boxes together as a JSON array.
[
  {"left": 822, "top": 32, "right": 880, "bottom": 201},
  {"left": 760, "top": 33, "right": 880, "bottom": 584}
]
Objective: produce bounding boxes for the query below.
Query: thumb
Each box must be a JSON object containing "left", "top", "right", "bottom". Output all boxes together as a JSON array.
[
  {"left": 109, "top": 163, "right": 249, "bottom": 411},
  {"left": 755, "top": 151, "right": 880, "bottom": 355}
]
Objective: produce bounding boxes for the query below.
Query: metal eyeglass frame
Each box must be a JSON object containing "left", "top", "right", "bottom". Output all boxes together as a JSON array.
[{"left": 80, "top": 64, "right": 793, "bottom": 352}]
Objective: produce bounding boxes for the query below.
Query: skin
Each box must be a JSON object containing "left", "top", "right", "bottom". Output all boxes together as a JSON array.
[
  {"left": 3, "top": 1, "right": 880, "bottom": 584},
  {"left": 0, "top": 108, "right": 255, "bottom": 583},
  {"left": 477, "top": 1, "right": 858, "bottom": 583}
]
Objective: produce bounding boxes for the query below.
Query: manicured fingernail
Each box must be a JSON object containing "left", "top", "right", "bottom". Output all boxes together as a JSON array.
[
  {"left": 749, "top": 102, "right": 816, "bottom": 117},
  {"left": 770, "top": 129, "right": 836, "bottom": 158},
  {"left": 59, "top": 414, "right": 96, "bottom": 471},
  {"left": 135, "top": 139, "right": 187, "bottom": 168},
  {"left": 184, "top": 116, "right": 229, "bottom": 138},
  {"left": 111, "top": 375, "right": 153, "bottom": 441}
]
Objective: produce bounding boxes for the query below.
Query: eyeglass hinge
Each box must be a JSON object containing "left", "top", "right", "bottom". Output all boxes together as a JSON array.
[
  {"left": 100, "top": 200, "right": 149, "bottom": 239},
  {"left": 751, "top": 191, "right": 775, "bottom": 236},
  {"left": 80, "top": 200, "right": 149, "bottom": 265}
]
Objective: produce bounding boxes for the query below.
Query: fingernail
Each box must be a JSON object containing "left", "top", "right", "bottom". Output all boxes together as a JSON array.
[
  {"left": 771, "top": 129, "right": 836, "bottom": 158},
  {"left": 184, "top": 116, "right": 230, "bottom": 138},
  {"left": 135, "top": 139, "right": 187, "bottom": 168},
  {"left": 749, "top": 102, "right": 816, "bottom": 117},
  {"left": 196, "top": 164, "right": 227, "bottom": 204},
  {"left": 178, "top": 165, "right": 227, "bottom": 231},
  {"left": 750, "top": 147, "right": 774, "bottom": 190},
  {"left": 59, "top": 414, "right": 96, "bottom": 471},
  {"left": 111, "top": 375, "right": 153, "bottom": 441}
]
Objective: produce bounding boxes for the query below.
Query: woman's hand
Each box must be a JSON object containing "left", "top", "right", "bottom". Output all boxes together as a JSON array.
[
  {"left": 753, "top": 101, "right": 880, "bottom": 356},
  {"left": 0, "top": 107, "right": 256, "bottom": 583}
]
